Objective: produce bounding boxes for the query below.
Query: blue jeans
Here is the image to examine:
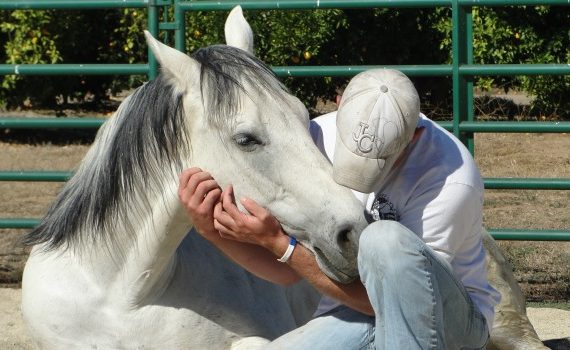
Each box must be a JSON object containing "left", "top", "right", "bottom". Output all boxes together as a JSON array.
[{"left": 267, "top": 221, "right": 489, "bottom": 350}]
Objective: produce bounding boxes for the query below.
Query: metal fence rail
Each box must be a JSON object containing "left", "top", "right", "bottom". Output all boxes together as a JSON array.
[
  {"left": 0, "top": 64, "right": 149, "bottom": 76},
  {"left": 1, "top": 0, "right": 569, "bottom": 241}
]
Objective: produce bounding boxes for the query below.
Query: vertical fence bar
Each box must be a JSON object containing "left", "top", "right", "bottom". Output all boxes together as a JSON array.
[
  {"left": 174, "top": 0, "right": 186, "bottom": 53},
  {"left": 465, "top": 7, "right": 475, "bottom": 154},
  {"left": 147, "top": 1, "right": 160, "bottom": 80},
  {"left": 451, "top": 0, "right": 469, "bottom": 145},
  {"left": 162, "top": 3, "right": 171, "bottom": 46}
]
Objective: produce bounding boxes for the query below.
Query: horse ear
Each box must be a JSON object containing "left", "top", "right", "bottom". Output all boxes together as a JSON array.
[
  {"left": 144, "top": 30, "right": 199, "bottom": 88},
  {"left": 224, "top": 6, "right": 254, "bottom": 54}
]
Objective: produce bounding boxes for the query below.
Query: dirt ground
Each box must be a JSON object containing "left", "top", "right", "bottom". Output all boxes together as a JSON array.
[
  {"left": 0, "top": 124, "right": 569, "bottom": 347},
  {"left": 0, "top": 287, "right": 567, "bottom": 349}
]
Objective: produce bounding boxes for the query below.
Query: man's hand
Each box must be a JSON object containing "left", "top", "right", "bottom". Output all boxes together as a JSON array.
[
  {"left": 179, "top": 176, "right": 301, "bottom": 285},
  {"left": 213, "top": 185, "right": 289, "bottom": 254},
  {"left": 178, "top": 168, "right": 222, "bottom": 240}
]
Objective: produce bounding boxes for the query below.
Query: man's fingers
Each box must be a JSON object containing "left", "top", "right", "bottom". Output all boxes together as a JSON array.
[
  {"left": 214, "top": 201, "right": 223, "bottom": 217},
  {"left": 240, "top": 197, "right": 267, "bottom": 218},
  {"left": 222, "top": 185, "right": 243, "bottom": 218},
  {"left": 214, "top": 219, "right": 233, "bottom": 238},
  {"left": 203, "top": 187, "right": 222, "bottom": 208},
  {"left": 223, "top": 185, "right": 236, "bottom": 204},
  {"left": 179, "top": 169, "right": 214, "bottom": 200},
  {"left": 214, "top": 202, "right": 232, "bottom": 225},
  {"left": 178, "top": 167, "right": 202, "bottom": 194},
  {"left": 214, "top": 202, "right": 236, "bottom": 228},
  {"left": 194, "top": 179, "right": 220, "bottom": 202}
]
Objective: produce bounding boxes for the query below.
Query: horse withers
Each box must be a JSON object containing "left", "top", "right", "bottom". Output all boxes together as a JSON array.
[{"left": 21, "top": 28, "right": 367, "bottom": 350}]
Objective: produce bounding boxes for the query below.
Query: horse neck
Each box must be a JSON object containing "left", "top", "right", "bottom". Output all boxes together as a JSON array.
[
  {"left": 119, "top": 178, "right": 192, "bottom": 303},
  {"left": 70, "top": 135, "right": 194, "bottom": 303},
  {"left": 77, "top": 176, "right": 192, "bottom": 305}
]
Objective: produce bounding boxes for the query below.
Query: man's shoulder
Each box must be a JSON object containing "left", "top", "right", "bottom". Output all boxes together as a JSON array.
[
  {"left": 311, "top": 111, "right": 337, "bottom": 129},
  {"left": 310, "top": 111, "right": 337, "bottom": 149},
  {"left": 410, "top": 114, "right": 484, "bottom": 192}
]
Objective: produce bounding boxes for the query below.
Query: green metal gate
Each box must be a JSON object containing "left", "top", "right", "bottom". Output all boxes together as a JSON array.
[{"left": 0, "top": 0, "right": 569, "bottom": 242}]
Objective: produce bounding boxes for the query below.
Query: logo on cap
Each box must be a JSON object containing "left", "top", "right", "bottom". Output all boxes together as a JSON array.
[{"left": 352, "top": 122, "right": 376, "bottom": 153}]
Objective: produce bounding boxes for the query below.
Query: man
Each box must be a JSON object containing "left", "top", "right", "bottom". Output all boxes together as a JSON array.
[{"left": 178, "top": 69, "right": 500, "bottom": 349}]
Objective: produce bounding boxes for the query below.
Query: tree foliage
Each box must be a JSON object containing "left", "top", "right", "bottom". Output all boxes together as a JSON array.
[
  {"left": 433, "top": 6, "right": 570, "bottom": 117},
  {"left": 0, "top": 9, "right": 147, "bottom": 108},
  {"left": 182, "top": 9, "right": 346, "bottom": 113},
  {"left": 0, "top": 6, "right": 568, "bottom": 118}
]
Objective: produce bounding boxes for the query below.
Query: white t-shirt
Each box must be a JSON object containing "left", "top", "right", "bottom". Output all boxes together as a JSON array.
[{"left": 309, "top": 112, "right": 501, "bottom": 331}]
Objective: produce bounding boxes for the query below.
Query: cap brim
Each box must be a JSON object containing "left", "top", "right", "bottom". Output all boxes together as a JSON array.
[{"left": 333, "top": 134, "right": 387, "bottom": 193}]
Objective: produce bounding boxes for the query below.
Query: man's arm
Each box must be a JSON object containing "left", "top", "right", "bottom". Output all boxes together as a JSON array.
[
  {"left": 214, "top": 186, "right": 373, "bottom": 315},
  {"left": 178, "top": 168, "right": 372, "bottom": 315},
  {"left": 273, "top": 233, "right": 373, "bottom": 315}
]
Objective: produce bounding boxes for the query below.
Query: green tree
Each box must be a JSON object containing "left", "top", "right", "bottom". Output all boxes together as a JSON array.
[
  {"left": 0, "top": 9, "right": 147, "bottom": 109},
  {"left": 1, "top": 6, "right": 568, "bottom": 118},
  {"left": 433, "top": 6, "right": 570, "bottom": 118},
  {"left": 0, "top": 10, "right": 60, "bottom": 108},
  {"left": 183, "top": 9, "right": 346, "bottom": 113}
]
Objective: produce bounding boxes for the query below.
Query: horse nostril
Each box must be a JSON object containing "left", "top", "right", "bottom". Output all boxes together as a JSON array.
[{"left": 337, "top": 228, "right": 352, "bottom": 245}]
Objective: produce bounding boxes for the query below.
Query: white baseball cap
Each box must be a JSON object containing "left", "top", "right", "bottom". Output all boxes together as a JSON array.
[{"left": 333, "top": 69, "right": 420, "bottom": 193}]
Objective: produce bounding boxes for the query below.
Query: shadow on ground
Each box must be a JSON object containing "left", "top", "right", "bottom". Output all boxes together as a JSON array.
[{"left": 543, "top": 338, "right": 570, "bottom": 350}]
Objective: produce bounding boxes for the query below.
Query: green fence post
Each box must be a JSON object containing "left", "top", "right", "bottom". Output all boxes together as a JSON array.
[
  {"left": 174, "top": 0, "right": 186, "bottom": 53},
  {"left": 465, "top": 6, "right": 475, "bottom": 154},
  {"left": 452, "top": 0, "right": 470, "bottom": 147},
  {"left": 161, "top": 2, "right": 172, "bottom": 46},
  {"left": 148, "top": 0, "right": 160, "bottom": 80}
]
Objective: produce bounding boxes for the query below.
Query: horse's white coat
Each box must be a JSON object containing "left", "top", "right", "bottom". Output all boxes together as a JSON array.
[
  {"left": 225, "top": 6, "right": 254, "bottom": 55},
  {"left": 483, "top": 231, "right": 548, "bottom": 350},
  {"left": 21, "top": 14, "right": 367, "bottom": 349}
]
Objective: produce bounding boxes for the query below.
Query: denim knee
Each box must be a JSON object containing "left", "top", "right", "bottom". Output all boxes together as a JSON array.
[{"left": 357, "top": 220, "right": 417, "bottom": 277}]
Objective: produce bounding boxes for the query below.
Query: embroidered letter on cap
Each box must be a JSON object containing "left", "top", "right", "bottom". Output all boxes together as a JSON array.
[{"left": 352, "top": 122, "right": 375, "bottom": 153}]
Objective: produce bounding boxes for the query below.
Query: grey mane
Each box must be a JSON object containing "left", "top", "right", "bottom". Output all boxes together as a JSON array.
[{"left": 24, "top": 45, "right": 286, "bottom": 251}]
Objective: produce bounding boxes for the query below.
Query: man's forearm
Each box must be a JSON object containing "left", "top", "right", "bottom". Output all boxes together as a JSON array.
[
  {"left": 208, "top": 230, "right": 373, "bottom": 315},
  {"left": 199, "top": 231, "right": 302, "bottom": 286},
  {"left": 267, "top": 236, "right": 374, "bottom": 316}
]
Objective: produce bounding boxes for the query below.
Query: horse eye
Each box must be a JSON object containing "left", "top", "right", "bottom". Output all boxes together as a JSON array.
[{"left": 233, "top": 133, "right": 262, "bottom": 150}]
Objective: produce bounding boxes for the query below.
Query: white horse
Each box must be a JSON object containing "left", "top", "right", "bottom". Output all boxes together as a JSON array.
[
  {"left": 21, "top": 13, "right": 368, "bottom": 349},
  {"left": 483, "top": 232, "right": 547, "bottom": 349},
  {"left": 225, "top": 6, "right": 548, "bottom": 350}
]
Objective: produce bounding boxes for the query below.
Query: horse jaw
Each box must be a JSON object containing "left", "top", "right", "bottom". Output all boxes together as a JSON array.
[{"left": 225, "top": 6, "right": 254, "bottom": 54}]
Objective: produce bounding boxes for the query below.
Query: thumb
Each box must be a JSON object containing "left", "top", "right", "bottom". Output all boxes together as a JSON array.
[{"left": 240, "top": 197, "right": 267, "bottom": 218}]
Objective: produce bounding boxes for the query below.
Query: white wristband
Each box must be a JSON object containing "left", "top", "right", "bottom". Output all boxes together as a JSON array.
[{"left": 277, "top": 236, "right": 297, "bottom": 263}]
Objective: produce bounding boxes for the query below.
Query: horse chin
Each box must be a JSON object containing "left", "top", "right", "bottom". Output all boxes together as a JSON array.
[
  {"left": 312, "top": 246, "right": 359, "bottom": 284},
  {"left": 280, "top": 225, "right": 359, "bottom": 283}
]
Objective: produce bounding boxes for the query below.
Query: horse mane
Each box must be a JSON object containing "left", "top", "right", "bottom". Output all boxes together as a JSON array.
[
  {"left": 23, "top": 45, "right": 288, "bottom": 252},
  {"left": 192, "top": 44, "right": 289, "bottom": 129}
]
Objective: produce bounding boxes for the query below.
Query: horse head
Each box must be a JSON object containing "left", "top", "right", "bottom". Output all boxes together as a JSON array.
[{"left": 145, "top": 27, "right": 367, "bottom": 283}]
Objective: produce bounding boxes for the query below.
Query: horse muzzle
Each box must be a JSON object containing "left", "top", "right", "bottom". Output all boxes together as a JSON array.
[
  {"left": 308, "top": 224, "right": 363, "bottom": 284},
  {"left": 312, "top": 245, "right": 360, "bottom": 284}
]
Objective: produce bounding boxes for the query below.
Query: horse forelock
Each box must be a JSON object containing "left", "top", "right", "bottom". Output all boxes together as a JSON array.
[
  {"left": 191, "top": 45, "right": 289, "bottom": 130},
  {"left": 24, "top": 74, "right": 190, "bottom": 252}
]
